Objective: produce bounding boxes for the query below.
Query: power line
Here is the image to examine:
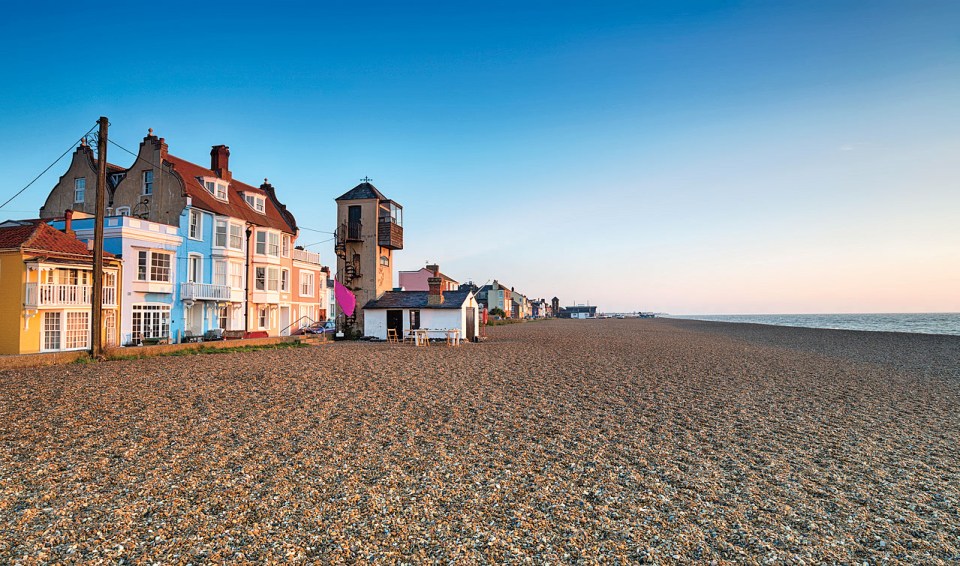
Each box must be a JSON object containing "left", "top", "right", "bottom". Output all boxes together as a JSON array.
[
  {"left": 0, "top": 122, "right": 99, "bottom": 211},
  {"left": 299, "top": 226, "right": 336, "bottom": 235},
  {"left": 302, "top": 236, "right": 335, "bottom": 248}
]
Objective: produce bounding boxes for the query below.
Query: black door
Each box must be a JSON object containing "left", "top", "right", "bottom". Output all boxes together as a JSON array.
[
  {"left": 387, "top": 310, "right": 404, "bottom": 339},
  {"left": 348, "top": 205, "right": 362, "bottom": 239},
  {"left": 466, "top": 308, "right": 476, "bottom": 341}
]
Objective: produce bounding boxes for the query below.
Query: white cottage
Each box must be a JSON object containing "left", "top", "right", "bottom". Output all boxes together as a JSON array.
[{"left": 362, "top": 287, "right": 480, "bottom": 342}]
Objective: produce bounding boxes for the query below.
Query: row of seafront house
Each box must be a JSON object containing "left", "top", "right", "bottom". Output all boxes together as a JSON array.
[{"left": 0, "top": 130, "right": 333, "bottom": 355}]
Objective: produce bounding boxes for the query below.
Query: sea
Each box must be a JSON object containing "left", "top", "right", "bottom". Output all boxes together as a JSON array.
[{"left": 667, "top": 313, "right": 960, "bottom": 337}]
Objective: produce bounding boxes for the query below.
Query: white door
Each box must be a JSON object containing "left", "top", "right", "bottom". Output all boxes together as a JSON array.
[
  {"left": 279, "top": 306, "right": 290, "bottom": 336},
  {"left": 104, "top": 310, "right": 117, "bottom": 347}
]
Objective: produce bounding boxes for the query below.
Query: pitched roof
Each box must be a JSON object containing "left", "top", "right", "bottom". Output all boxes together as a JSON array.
[
  {"left": 399, "top": 267, "right": 458, "bottom": 283},
  {"left": 363, "top": 290, "right": 472, "bottom": 310},
  {"left": 336, "top": 182, "right": 386, "bottom": 201},
  {"left": 165, "top": 154, "right": 296, "bottom": 234},
  {"left": 0, "top": 222, "right": 113, "bottom": 258}
]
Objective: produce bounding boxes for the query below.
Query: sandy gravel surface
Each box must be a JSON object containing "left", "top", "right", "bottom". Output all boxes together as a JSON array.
[{"left": 1, "top": 319, "right": 958, "bottom": 563}]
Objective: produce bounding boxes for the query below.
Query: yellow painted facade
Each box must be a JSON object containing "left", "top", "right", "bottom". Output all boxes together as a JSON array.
[{"left": 0, "top": 250, "right": 121, "bottom": 355}]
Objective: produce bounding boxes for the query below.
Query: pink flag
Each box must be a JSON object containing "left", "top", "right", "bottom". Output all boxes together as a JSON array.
[{"left": 334, "top": 279, "right": 357, "bottom": 317}]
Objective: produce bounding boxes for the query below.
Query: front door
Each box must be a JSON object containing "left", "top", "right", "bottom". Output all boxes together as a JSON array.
[
  {"left": 386, "top": 310, "right": 404, "bottom": 339},
  {"left": 104, "top": 310, "right": 117, "bottom": 347},
  {"left": 279, "top": 306, "right": 290, "bottom": 336},
  {"left": 466, "top": 307, "right": 476, "bottom": 341}
]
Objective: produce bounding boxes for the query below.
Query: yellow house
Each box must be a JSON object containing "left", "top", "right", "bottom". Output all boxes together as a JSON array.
[{"left": 0, "top": 221, "right": 121, "bottom": 355}]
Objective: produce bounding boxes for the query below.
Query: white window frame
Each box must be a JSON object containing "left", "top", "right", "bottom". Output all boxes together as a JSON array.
[
  {"left": 204, "top": 179, "right": 230, "bottom": 202},
  {"left": 115, "top": 206, "right": 131, "bottom": 216},
  {"left": 228, "top": 222, "right": 243, "bottom": 249},
  {"left": 258, "top": 306, "right": 268, "bottom": 329},
  {"left": 280, "top": 268, "right": 289, "bottom": 292},
  {"left": 214, "top": 260, "right": 227, "bottom": 286},
  {"left": 281, "top": 235, "right": 290, "bottom": 257},
  {"left": 131, "top": 304, "right": 171, "bottom": 340},
  {"left": 214, "top": 218, "right": 227, "bottom": 247},
  {"left": 255, "top": 231, "right": 267, "bottom": 255},
  {"left": 229, "top": 261, "right": 244, "bottom": 289},
  {"left": 255, "top": 267, "right": 266, "bottom": 291},
  {"left": 187, "top": 254, "right": 202, "bottom": 284},
  {"left": 244, "top": 193, "right": 266, "bottom": 214},
  {"left": 74, "top": 178, "right": 85, "bottom": 203},
  {"left": 137, "top": 250, "right": 172, "bottom": 283},
  {"left": 267, "top": 267, "right": 279, "bottom": 292},
  {"left": 267, "top": 233, "right": 280, "bottom": 257},
  {"left": 42, "top": 311, "right": 62, "bottom": 352},
  {"left": 188, "top": 209, "right": 202, "bottom": 240},
  {"left": 142, "top": 170, "right": 154, "bottom": 195},
  {"left": 300, "top": 271, "right": 314, "bottom": 297}
]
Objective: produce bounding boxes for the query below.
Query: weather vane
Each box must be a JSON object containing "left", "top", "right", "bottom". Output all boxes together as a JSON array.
[{"left": 360, "top": 176, "right": 372, "bottom": 183}]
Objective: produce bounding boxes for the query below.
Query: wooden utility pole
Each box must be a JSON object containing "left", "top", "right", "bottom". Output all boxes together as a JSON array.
[{"left": 91, "top": 116, "right": 108, "bottom": 358}]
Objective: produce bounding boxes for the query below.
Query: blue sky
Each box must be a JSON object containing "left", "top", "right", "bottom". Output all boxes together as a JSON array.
[{"left": 1, "top": 1, "right": 957, "bottom": 313}]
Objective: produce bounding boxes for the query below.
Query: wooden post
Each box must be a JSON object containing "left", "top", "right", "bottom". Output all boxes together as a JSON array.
[{"left": 91, "top": 116, "right": 108, "bottom": 358}]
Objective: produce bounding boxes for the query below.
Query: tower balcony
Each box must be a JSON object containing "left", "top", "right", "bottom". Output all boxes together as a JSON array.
[{"left": 377, "top": 218, "right": 403, "bottom": 250}]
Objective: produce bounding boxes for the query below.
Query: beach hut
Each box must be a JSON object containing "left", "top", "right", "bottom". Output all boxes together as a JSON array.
[{"left": 362, "top": 271, "right": 480, "bottom": 342}]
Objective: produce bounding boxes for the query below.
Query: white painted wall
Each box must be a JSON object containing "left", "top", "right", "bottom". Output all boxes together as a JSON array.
[
  {"left": 362, "top": 292, "right": 479, "bottom": 340},
  {"left": 74, "top": 216, "right": 182, "bottom": 345}
]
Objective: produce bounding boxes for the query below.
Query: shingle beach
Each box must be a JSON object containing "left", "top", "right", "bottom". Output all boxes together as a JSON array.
[{"left": 1, "top": 319, "right": 958, "bottom": 563}]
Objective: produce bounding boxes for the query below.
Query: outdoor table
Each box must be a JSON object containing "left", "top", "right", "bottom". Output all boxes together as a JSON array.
[{"left": 414, "top": 329, "right": 450, "bottom": 346}]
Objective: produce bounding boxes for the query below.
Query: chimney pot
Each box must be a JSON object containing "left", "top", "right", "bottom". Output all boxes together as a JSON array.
[
  {"left": 210, "top": 145, "right": 231, "bottom": 179},
  {"left": 64, "top": 209, "right": 74, "bottom": 236}
]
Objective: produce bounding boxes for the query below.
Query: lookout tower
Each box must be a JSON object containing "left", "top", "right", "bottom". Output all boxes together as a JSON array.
[{"left": 334, "top": 180, "right": 403, "bottom": 333}]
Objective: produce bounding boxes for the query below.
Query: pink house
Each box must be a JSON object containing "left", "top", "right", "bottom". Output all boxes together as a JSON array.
[{"left": 398, "top": 264, "right": 459, "bottom": 292}]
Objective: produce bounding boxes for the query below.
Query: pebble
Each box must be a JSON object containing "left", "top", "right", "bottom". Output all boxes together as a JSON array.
[{"left": 0, "top": 319, "right": 957, "bottom": 562}]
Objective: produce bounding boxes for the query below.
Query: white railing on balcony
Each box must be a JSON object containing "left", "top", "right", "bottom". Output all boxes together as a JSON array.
[
  {"left": 292, "top": 249, "right": 321, "bottom": 264},
  {"left": 180, "top": 282, "right": 232, "bottom": 301},
  {"left": 24, "top": 283, "right": 118, "bottom": 308}
]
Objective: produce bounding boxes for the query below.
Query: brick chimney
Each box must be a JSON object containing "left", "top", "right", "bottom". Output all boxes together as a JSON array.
[
  {"left": 63, "top": 209, "right": 75, "bottom": 237},
  {"left": 427, "top": 264, "right": 443, "bottom": 306},
  {"left": 210, "top": 145, "right": 231, "bottom": 179}
]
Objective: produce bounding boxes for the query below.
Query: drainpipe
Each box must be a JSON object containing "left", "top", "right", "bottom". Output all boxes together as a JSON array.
[{"left": 244, "top": 225, "right": 253, "bottom": 333}]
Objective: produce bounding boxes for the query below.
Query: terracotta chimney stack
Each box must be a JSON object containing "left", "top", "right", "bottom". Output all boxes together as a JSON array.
[
  {"left": 210, "top": 145, "right": 231, "bottom": 179},
  {"left": 427, "top": 264, "right": 443, "bottom": 306},
  {"left": 63, "top": 209, "right": 75, "bottom": 237}
]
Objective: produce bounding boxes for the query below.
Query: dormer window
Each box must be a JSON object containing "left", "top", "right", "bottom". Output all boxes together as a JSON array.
[
  {"left": 244, "top": 193, "right": 266, "bottom": 214},
  {"left": 203, "top": 179, "right": 229, "bottom": 201}
]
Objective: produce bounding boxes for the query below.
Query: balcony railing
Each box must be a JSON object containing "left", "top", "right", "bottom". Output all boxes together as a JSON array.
[
  {"left": 24, "top": 283, "right": 117, "bottom": 308},
  {"left": 346, "top": 220, "right": 362, "bottom": 241},
  {"left": 292, "top": 248, "right": 322, "bottom": 265},
  {"left": 180, "top": 282, "right": 233, "bottom": 301}
]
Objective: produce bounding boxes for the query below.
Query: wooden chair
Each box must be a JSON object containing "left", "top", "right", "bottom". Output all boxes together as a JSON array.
[
  {"left": 387, "top": 328, "right": 399, "bottom": 343},
  {"left": 402, "top": 330, "right": 417, "bottom": 345}
]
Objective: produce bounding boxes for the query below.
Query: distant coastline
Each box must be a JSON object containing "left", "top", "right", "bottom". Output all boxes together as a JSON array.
[{"left": 664, "top": 313, "right": 960, "bottom": 337}]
